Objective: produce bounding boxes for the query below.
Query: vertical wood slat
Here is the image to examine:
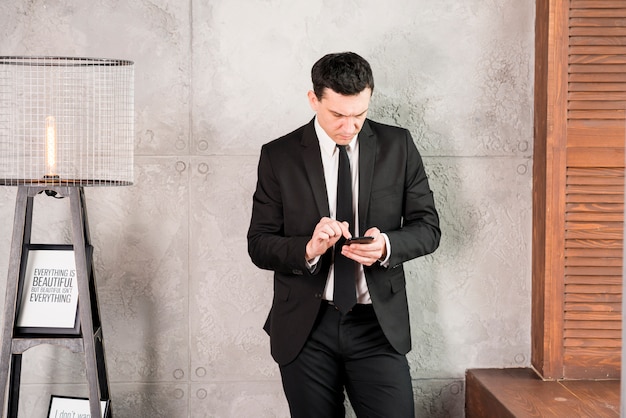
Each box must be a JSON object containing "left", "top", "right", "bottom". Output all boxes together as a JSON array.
[
  {"left": 532, "top": 0, "right": 569, "bottom": 379},
  {"left": 532, "top": 0, "right": 549, "bottom": 378}
]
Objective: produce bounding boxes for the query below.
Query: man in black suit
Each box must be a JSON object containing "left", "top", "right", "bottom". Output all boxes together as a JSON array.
[{"left": 247, "top": 52, "right": 440, "bottom": 417}]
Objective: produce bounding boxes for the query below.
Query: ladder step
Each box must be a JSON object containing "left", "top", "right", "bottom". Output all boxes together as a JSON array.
[{"left": 12, "top": 337, "right": 84, "bottom": 354}]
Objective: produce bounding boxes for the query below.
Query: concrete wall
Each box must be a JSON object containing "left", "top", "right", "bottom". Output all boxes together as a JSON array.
[{"left": 0, "top": 1, "right": 534, "bottom": 416}]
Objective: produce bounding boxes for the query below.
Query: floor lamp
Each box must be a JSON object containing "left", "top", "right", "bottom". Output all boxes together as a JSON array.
[{"left": 0, "top": 56, "right": 134, "bottom": 418}]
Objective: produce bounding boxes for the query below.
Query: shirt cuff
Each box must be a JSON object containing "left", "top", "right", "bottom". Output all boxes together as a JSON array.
[
  {"left": 379, "top": 233, "right": 391, "bottom": 267},
  {"left": 306, "top": 255, "right": 321, "bottom": 271}
]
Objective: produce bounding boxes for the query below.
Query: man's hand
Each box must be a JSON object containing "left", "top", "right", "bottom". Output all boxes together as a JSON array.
[
  {"left": 305, "top": 217, "right": 351, "bottom": 261},
  {"left": 341, "top": 227, "right": 386, "bottom": 266}
]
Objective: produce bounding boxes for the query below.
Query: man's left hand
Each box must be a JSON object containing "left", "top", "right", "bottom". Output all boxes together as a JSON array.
[{"left": 341, "top": 227, "right": 386, "bottom": 266}]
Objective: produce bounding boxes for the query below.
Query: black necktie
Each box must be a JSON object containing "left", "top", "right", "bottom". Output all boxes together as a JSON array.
[{"left": 334, "top": 145, "right": 356, "bottom": 313}]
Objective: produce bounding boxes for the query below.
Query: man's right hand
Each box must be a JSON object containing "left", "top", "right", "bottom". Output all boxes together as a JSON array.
[{"left": 305, "top": 217, "right": 351, "bottom": 261}]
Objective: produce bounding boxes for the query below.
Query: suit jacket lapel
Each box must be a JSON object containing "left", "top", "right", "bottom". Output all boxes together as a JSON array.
[
  {"left": 301, "top": 119, "right": 331, "bottom": 218},
  {"left": 358, "top": 120, "right": 376, "bottom": 231}
]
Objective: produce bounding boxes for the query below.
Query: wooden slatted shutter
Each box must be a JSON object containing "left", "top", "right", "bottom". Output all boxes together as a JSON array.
[{"left": 533, "top": 0, "right": 625, "bottom": 379}]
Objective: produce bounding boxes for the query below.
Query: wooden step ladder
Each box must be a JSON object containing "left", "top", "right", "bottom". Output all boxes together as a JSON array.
[{"left": 0, "top": 185, "right": 111, "bottom": 418}]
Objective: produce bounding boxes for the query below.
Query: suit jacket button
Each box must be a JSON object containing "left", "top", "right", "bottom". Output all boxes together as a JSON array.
[{"left": 315, "top": 293, "right": 322, "bottom": 299}]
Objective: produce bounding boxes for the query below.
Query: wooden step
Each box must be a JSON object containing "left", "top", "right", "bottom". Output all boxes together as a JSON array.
[{"left": 465, "top": 368, "right": 619, "bottom": 417}]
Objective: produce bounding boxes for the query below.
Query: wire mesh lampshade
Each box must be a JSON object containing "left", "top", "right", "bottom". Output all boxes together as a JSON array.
[{"left": 0, "top": 56, "right": 134, "bottom": 187}]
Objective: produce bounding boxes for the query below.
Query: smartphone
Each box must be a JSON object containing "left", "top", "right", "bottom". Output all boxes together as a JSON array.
[{"left": 345, "top": 236, "right": 375, "bottom": 245}]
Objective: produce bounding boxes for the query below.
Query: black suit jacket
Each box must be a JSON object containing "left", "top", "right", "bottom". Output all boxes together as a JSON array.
[{"left": 247, "top": 118, "right": 440, "bottom": 366}]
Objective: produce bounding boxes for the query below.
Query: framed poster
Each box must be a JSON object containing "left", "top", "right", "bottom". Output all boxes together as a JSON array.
[
  {"left": 47, "top": 395, "right": 109, "bottom": 418},
  {"left": 16, "top": 244, "right": 80, "bottom": 335}
]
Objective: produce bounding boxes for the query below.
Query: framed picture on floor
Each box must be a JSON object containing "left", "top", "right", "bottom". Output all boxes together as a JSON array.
[{"left": 47, "top": 395, "right": 109, "bottom": 418}]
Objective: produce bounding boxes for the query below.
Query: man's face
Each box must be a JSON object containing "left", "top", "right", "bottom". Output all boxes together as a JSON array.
[{"left": 308, "top": 87, "right": 372, "bottom": 146}]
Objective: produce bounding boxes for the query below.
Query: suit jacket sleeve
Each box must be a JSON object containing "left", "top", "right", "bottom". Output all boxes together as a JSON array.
[
  {"left": 358, "top": 123, "right": 440, "bottom": 268},
  {"left": 247, "top": 124, "right": 331, "bottom": 278},
  {"left": 385, "top": 129, "right": 440, "bottom": 267},
  {"left": 248, "top": 143, "right": 309, "bottom": 276}
]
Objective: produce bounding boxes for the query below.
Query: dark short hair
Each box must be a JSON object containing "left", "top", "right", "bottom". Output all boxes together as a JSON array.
[{"left": 311, "top": 52, "right": 374, "bottom": 100}]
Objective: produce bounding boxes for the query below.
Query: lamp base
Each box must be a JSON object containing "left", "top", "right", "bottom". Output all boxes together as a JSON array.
[{"left": 0, "top": 178, "right": 132, "bottom": 187}]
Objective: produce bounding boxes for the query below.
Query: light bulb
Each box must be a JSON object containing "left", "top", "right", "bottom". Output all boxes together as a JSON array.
[{"left": 44, "top": 116, "right": 58, "bottom": 178}]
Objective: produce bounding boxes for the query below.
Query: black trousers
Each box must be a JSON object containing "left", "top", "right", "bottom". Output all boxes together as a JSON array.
[{"left": 279, "top": 301, "right": 414, "bottom": 418}]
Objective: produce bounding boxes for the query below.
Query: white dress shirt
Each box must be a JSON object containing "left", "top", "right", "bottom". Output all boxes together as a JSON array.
[{"left": 313, "top": 117, "right": 373, "bottom": 304}]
